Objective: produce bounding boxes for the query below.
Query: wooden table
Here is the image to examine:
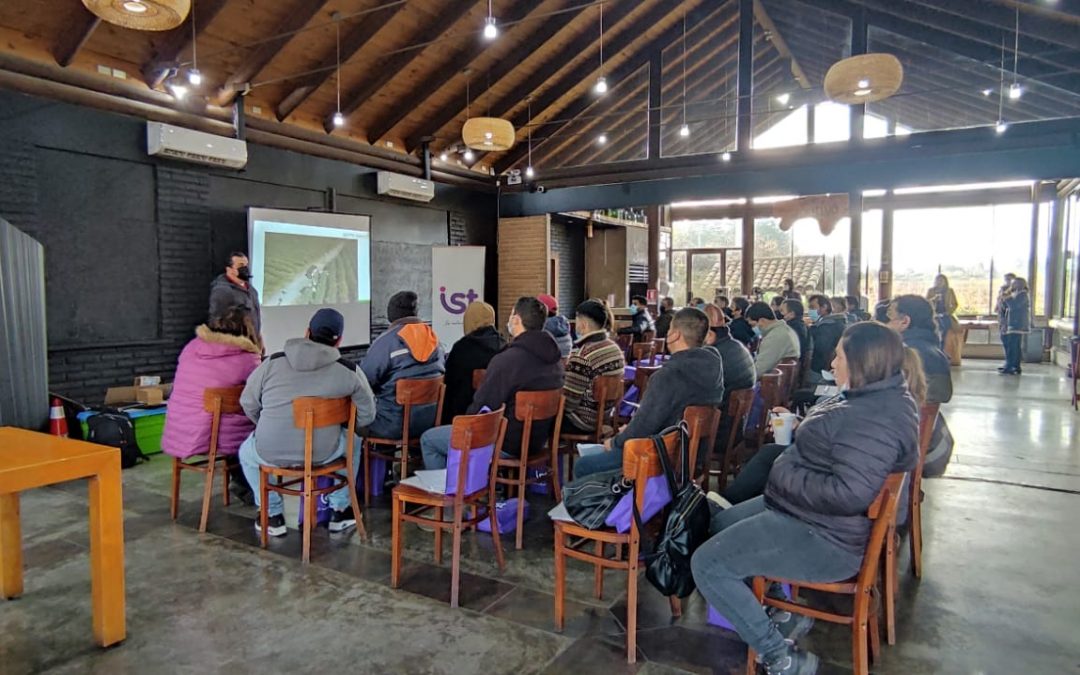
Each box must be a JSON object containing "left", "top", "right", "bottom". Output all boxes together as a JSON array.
[{"left": 0, "top": 427, "right": 125, "bottom": 647}]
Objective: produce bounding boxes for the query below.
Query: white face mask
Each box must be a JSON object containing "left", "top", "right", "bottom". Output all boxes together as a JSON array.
[{"left": 506, "top": 320, "right": 514, "bottom": 335}]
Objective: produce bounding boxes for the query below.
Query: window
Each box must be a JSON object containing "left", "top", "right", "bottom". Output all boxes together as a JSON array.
[
  {"left": 1064, "top": 196, "right": 1080, "bottom": 320},
  {"left": 672, "top": 218, "right": 741, "bottom": 249}
]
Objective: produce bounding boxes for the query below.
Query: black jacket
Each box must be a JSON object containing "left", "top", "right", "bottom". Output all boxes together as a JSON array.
[
  {"left": 729, "top": 317, "right": 755, "bottom": 347},
  {"left": 902, "top": 327, "right": 953, "bottom": 404},
  {"left": 764, "top": 374, "right": 919, "bottom": 557},
  {"left": 208, "top": 274, "right": 262, "bottom": 334},
  {"left": 786, "top": 319, "right": 811, "bottom": 360},
  {"left": 654, "top": 310, "right": 674, "bottom": 339},
  {"left": 808, "top": 314, "right": 846, "bottom": 375},
  {"left": 613, "top": 347, "right": 724, "bottom": 451},
  {"left": 441, "top": 326, "right": 506, "bottom": 424},
  {"left": 618, "top": 309, "right": 654, "bottom": 337},
  {"left": 706, "top": 327, "right": 756, "bottom": 405},
  {"left": 469, "top": 329, "right": 564, "bottom": 456}
]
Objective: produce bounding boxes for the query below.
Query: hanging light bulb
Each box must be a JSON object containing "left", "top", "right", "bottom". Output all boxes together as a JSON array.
[
  {"left": 464, "top": 148, "right": 475, "bottom": 162},
  {"left": 982, "top": 88, "right": 992, "bottom": 96},
  {"left": 525, "top": 166, "right": 534, "bottom": 178},
  {"left": 776, "top": 92, "right": 790, "bottom": 105},
  {"left": 721, "top": 151, "right": 732, "bottom": 162},
  {"left": 439, "top": 151, "right": 449, "bottom": 162},
  {"left": 187, "top": 0, "right": 201, "bottom": 86},
  {"left": 333, "top": 111, "right": 345, "bottom": 128},
  {"left": 594, "top": 76, "right": 608, "bottom": 95},
  {"left": 597, "top": 133, "right": 608, "bottom": 145},
  {"left": 483, "top": 0, "right": 497, "bottom": 39},
  {"left": 187, "top": 69, "right": 202, "bottom": 86},
  {"left": 168, "top": 82, "right": 188, "bottom": 100},
  {"left": 594, "top": 3, "right": 607, "bottom": 95},
  {"left": 995, "top": 120, "right": 1008, "bottom": 134},
  {"left": 1008, "top": 82, "right": 1022, "bottom": 99},
  {"left": 679, "top": 123, "right": 690, "bottom": 138}
]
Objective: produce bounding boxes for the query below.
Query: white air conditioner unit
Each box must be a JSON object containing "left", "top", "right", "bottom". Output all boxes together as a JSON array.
[
  {"left": 147, "top": 121, "right": 248, "bottom": 169},
  {"left": 376, "top": 171, "right": 435, "bottom": 203}
]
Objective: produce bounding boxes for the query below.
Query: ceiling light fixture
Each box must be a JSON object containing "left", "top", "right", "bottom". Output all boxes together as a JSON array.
[
  {"left": 525, "top": 97, "right": 534, "bottom": 180},
  {"left": 332, "top": 13, "right": 344, "bottom": 129},
  {"left": 463, "top": 148, "right": 475, "bottom": 162},
  {"left": 483, "top": 0, "right": 498, "bottom": 39},
  {"left": 982, "top": 88, "right": 992, "bottom": 96},
  {"left": 679, "top": 124, "right": 690, "bottom": 137},
  {"left": 776, "top": 92, "right": 790, "bottom": 105},
  {"left": 996, "top": 120, "right": 1008, "bottom": 134},
  {"left": 84, "top": 0, "right": 189, "bottom": 30},
  {"left": 594, "top": 3, "right": 607, "bottom": 95},
  {"left": 1009, "top": 82, "right": 1022, "bottom": 99},
  {"left": 853, "top": 87, "right": 872, "bottom": 97},
  {"left": 186, "top": 0, "right": 200, "bottom": 85},
  {"left": 123, "top": 1, "right": 147, "bottom": 13},
  {"left": 1008, "top": 6, "right": 1022, "bottom": 100},
  {"left": 823, "top": 54, "right": 902, "bottom": 104},
  {"left": 857, "top": 78, "right": 870, "bottom": 88},
  {"left": 679, "top": 12, "right": 690, "bottom": 139},
  {"left": 525, "top": 166, "right": 535, "bottom": 178},
  {"left": 439, "top": 151, "right": 448, "bottom": 162},
  {"left": 721, "top": 151, "right": 732, "bottom": 161},
  {"left": 168, "top": 80, "right": 188, "bottom": 100},
  {"left": 461, "top": 69, "right": 516, "bottom": 152},
  {"left": 597, "top": 133, "right": 607, "bottom": 145}
]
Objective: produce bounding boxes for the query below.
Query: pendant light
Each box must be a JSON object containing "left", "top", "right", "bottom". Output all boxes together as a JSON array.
[
  {"left": 82, "top": 0, "right": 190, "bottom": 31},
  {"left": 483, "top": 0, "right": 498, "bottom": 40},
  {"left": 525, "top": 97, "right": 534, "bottom": 178},
  {"left": 461, "top": 70, "right": 515, "bottom": 151},
  {"left": 678, "top": 13, "right": 690, "bottom": 138},
  {"left": 332, "top": 14, "right": 345, "bottom": 128},
  {"left": 823, "top": 53, "right": 903, "bottom": 104},
  {"left": 594, "top": 3, "right": 608, "bottom": 94},
  {"left": 186, "top": 0, "right": 201, "bottom": 85},
  {"left": 1008, "top": 6, "right": 1023, "bottom": 99},
  {"left": 996, "top": 36, "right": 1008, "bottom": 133}
]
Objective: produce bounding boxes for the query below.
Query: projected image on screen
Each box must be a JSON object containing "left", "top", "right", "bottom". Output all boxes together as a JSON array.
[
  {"left": 263, "top": 233, "right": 359, "bottom": 307},
  {"left": 249, "top": 208, "right": 372, "bottom": 354}
]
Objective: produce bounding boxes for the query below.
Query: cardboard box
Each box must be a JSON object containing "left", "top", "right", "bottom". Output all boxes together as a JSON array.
[{"left": 104, "top": 377, "right": 173, "bottom": 406}]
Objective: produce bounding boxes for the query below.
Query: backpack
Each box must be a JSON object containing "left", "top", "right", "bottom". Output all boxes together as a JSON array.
[
  {"left": 563, "top": 468, "right": 633, "bottom": 530},
  {"left": 86, "top": 411, "right": 148, "bottom": 469},
  {"left": 632, "top": 422, "right": 712, "bottom": 598}
]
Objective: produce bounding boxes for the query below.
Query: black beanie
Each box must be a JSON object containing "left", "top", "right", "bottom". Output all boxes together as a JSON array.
[{"left": 388, "top": 291, "right": 418, "bottom": 322}]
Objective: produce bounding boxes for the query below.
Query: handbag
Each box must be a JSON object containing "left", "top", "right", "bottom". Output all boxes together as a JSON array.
[
  {"left": 632, "top": 422, "right": 712, "bottom": 598},
  {"left": 563, "top": 468, "right": 633, "bottom": 530}
]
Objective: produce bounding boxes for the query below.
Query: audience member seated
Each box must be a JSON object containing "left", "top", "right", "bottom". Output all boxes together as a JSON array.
[
  {"left": 845, "top": 295, "right": 871, "bottom": 322},
  {"left": 769, "top": 296, "right": 785, "bottom": 319},
  {"left": 441, "top": 301, "right": 506, "bottom": 424},
  {"left": 654, "top": 296, "right": 675, "bottom": 339},
  {"left": 747, "top": 301, "right": 800, "bottom": 378},
  {"left": 691, "top": 296, "right": 707, "bottom": 310},
  {"left": 238, "top": 309, "right": 377, "bottom": 537},
  {"left": 703, "top": 305, "right": 756, "bottom": 404},
  {"left": 563, "top": 299, "right": 626, "bottom": 434},
  {"left": 781, "top": 300, "right": 811, "bottom": 364},
  {"left": 421, "top": 297, "right": 564, "bottom": 469},
  {"left": 361, "top": 291, "right": 445, "bottom": 440},
  {"left": 886, "top": 295, "right": 953, "bottom": 403},
  {"left": 729, "top": 297, "right": 755, "bottom": 347},
  {"left": 873, "top": 297, "right": 891, "bottom": 323},
  {"left": 830, "top": 295, "right": 851, "bottom": 324},
  {"left": 538, "top": 293, "right": 572, "bottom": 358},
  {"left": 162, "top": 307, "right": 262, "bottom": 503},
  {"left": 715, "top": 295, "right": 734, "bottom": 319},
  {"left": 690, "top": 322, "right": 918, "bottom": 675},
  {"left": 781, "top": 278, "right": 801, "bottom": 301},
  {"left": 617, "top": 295, "right": 654, "bottom": 339},
  {"left": 806, "top": 295, "right": 846, "bottom": 386},
  {"left": 573, "top": 308, "right": 724, "bottom": 478}
]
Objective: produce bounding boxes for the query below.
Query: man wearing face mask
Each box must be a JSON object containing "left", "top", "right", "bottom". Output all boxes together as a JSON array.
[
  {"left": 617, "top": 295, "right": 654, "bottom": 339},
  {"left": 209, "top": 251, "right": 262, "bottom": 336},
  {"left": 746, "top": 302, "right": 800, "bottom": 379}
]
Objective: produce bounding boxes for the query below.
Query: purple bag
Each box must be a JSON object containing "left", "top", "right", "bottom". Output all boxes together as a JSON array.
[
  {"left": 362, "top": 456, "right": 387, "bottom": 498},
  {"left": 619, "top": 385, "right": 640, "bottom": 419},
  {"left": 604, "top": 474, "right": 672, "bottom": 533},
  {"left": 297, "top": 475, "right": 334, "bottom": 525},
  {"left": 527, "top": 467, "right": 562, "bottom": 495},
  {"left": 708, "top": 584, "right": 791, "bottom": 630},
  {"left": 445, "top": 443, "right": 494, "bottom": 495},
  {"left": 477, "top": 498, "right": 530, "bottom": 533}
]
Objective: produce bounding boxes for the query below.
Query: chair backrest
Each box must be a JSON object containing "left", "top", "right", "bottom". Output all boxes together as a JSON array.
[
  {"left": 911, "top": 402, "right": 940, "bottom": 504},
  {"left": 641, "top": 329, "right": 656, "bottom": 344},
  {"left": 651, "top": 338, "right": 667, "bottom": 361},
  {"left": 589, "top": 373, "right": 625, "bottom": 440},
  {"left": 633, "top": 365, "right": 661, "bottom": 401},
  {"left": 395, "top": 376, "right": 446, "bottom": 443},
  {"left": 472, "top": 369, "right": 486, "bottom": 389},
  {"left": 447, "top": 406, "right": 507, "bottom": 500},
  {"left": 291, "top": 397, "right": 357, "bottom": 470},
  {"left": 856, "top": 472, "right": 907, "bottom": 591},
  {"left": 514, "top": 389, "right": 565, "bottom": 458},
  {"left": 203, "top": 386, "right": 245, "bottom": 456},
  {"left": 798, "top": 350, "right": 812, "bottom": 388},
  {"left": 747, "top": 373, "right": 782, "bottom": 446},
  {"left": 631, "top": 341, "right": 656, "bottom": 365},
  {"left": 622, "top": 426, "right": 682, "bottom": 518},
  {"left": 683, "top": 405, "right": 722, "bottom": 478},
  {"left": 775, "top": 360, "right": 799, "bottom": 406},
  {"left": 615, "top": 333, "right": 634, "bottom": 358}
]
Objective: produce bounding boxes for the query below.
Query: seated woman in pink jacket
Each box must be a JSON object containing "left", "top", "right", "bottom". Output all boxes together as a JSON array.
[{"left": 162, "top": 307, "right": 262, "bottom": 497}]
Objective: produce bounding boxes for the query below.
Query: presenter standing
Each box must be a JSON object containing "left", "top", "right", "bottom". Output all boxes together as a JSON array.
[{"left": 209, "top": 251, "right": 262, "bottom": 335}]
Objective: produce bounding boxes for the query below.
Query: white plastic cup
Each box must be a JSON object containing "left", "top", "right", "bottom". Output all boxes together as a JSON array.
[{"left": 771, "top": 412, "right": 797, "bottom": 445}]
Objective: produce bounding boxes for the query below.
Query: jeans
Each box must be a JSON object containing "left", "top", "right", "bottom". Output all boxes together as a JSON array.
[
  {"left": 1002, "top": 333, "right": 1023, "bottom": 372},
  {"left": 690, "top": 496, "right": 863, "bottom": 665},
  {"left": 720, "top": 443, "right": 786, "bottom": 506},
  {"left": 238, "top": 429, "right": 360, "bottom": 517},
  {"left": 572, "top": 446, "right": 624, "bottom": 479},
  {"left": 420, "top": 424, "right": 514, "bottom": 470}
]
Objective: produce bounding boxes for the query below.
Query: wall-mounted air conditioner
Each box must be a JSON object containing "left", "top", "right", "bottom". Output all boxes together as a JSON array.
[
  {"left": 147, "top": 121, "right": 248, "bottom": 169},
  {"left": 376, "top": 171, "right": 435, "bottom": 203}
]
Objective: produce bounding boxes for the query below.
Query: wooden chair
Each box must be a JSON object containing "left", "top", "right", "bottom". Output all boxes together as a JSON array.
[
  {"left": 641, "top": 329, "right": 656, "bottom": 345},
  {"left": 362, "top": 376, "right": 446, "bottom": 505},
  {"left": 390, "top": 408, "right": 508, "bottom": 608},
  {"left": 615, "top": 333, "right": 634, "bottom": 360},
  {"left": 684, "top": 405, "right": 722, "bottom": 485},
  {"left": 558, "top": 373, "right": 624, "bottom": 476},
  {"left": 493, "top": 390, "right": 565, "bottom": 549},
  {"left": 745, "top": 472, "right": 907, "bottom": 675},
  {"left": 728, "top": 373, "right": 783, "bottom": 472},
  {"left": 472, "top": 369, "right": 486, "bottom": 390},
  {"left": 631, "top": 341, "right": 656, "bottom": 366},
  {"left": 259, "top": 397, "right": 364, "bottom": 563},
  {"left": 619, "top": 365, "right": 660, "bottom": 424},
  {"left": 707, "top": 388, "right": 755, "bottom": 492},
  {"left": 652, "top": 338, "right": 667, "bottom": 358},
  {"left": 170, "top": 386, "right": 244, "bottom": 533},
  {"left": 775, "top": 358, "right": 799, "bottom": 409},
  {"left": 554, "top": 427, "right": 684, "bottom": 663}
]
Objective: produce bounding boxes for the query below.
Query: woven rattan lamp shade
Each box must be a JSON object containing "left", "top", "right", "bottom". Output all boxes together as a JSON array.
[
  {"left": 82, "top": 0, "right": 191, "bottom": 31},
  {"left": 462, "top": 117, "right": 516, "bottom": 151},
  {"left": 824, "top": 53, "right": 904, "bottom": 105}
]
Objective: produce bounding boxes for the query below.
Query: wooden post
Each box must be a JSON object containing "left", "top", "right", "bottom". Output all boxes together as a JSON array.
[
  {"left": 849, "top": 191, "right": 863, "bottom": 297},
  {"left": 881, "top": 196, "right": 894, "bottom": 301},
  {"left": 741, "top": 204, "right": 754, "bottom": 294},
  {"left": 646, "top": 205, "right": 662, "bottom": 299}
]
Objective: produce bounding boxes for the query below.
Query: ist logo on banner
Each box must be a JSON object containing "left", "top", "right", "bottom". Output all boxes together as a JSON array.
[{"left": 438, "top": 286, "right": 480, "bottom": 314}]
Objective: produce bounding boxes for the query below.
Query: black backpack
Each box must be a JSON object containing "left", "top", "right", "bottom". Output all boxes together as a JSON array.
[
  {"left": 632, "top": 422, "right": 712, "bottom": 598},
  {"left": 86, "top": 411, "right": 148, "bottom": 469}
]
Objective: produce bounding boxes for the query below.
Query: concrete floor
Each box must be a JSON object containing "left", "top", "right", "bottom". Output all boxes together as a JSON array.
[{"left": 2, "top": 360, "right": 1079, "bottom": 674}]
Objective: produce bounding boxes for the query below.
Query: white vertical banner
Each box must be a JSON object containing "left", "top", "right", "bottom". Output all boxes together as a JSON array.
[{"left": 432, "top": 246, "right": 486, "bottom": 345}]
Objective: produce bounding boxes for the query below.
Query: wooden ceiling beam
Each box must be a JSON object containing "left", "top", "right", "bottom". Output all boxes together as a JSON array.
[
  {"left": 493, "top": 0, "right": 718, "bottom": 174},
  {"left": 402, "top": 0, "right": 586, "bottom": 153},
  {"left": 753, "top": 0, "right": 811, "bottom": 89},
  {"left": 53, "top": 9, "right": 100, "bottom": 68},
  {"left": 275, "top": 1, "right": 410, "bottom": 122},
  {"left": 326, "top": 0, "right": 479, "bottom": 134},
  {"left": 141, "top": 0, "right": 230, "bottom": 89},
  {"left": 899, "top": 0, "right": 1080, "bottom": 51},
  {"left": 216, "top": 0, "right": 334, "bottom": 106}
]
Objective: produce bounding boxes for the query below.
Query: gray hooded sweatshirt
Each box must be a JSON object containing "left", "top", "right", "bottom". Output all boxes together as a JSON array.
[{"left": 241, "top": 338, "right": 377, "bottom": 467}]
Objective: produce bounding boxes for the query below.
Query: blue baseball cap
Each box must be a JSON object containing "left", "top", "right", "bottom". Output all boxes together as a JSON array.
[{"left": 309, "top": 308, "right": 345, "bottom": 342}]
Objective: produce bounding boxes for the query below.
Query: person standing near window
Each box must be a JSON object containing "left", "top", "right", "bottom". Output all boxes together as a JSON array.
[
  {"left": 1001, "top": 277, "right": 1031, "bottom": 375},
  {"left": 926, "top": 275, "right": 958, "bottom": 350}
]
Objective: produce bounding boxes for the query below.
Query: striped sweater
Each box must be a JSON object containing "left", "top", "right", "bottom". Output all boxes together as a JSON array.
[{"left": 564, "top": 331, "right": 626, "bottom": 432}]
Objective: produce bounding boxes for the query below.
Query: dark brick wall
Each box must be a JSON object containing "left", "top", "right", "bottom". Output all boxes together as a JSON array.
[
  {"left": 550, "top": 221, "right": 585, "bottom": 315},
  {"left": 0, "top": 90, "right": 496, "bottom": 405}
]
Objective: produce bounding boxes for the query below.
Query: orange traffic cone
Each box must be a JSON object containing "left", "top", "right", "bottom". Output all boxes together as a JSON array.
[{"left": 49, "top": 398, "right": 68, "bottom": 438}]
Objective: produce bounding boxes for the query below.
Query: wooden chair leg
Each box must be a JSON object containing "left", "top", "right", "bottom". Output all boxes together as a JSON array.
[
  {"left": 301, "top": 476, "right": 314, "bottom": 564},
  {"left": 198, "top": 459, "right": 215, "bottom": 533},
  {"left": 550, "top": 450, "right": 563, "bottom": 503},
  {"left": 911, "top": 497, "right": 923, "bottom": 579},
  {"left": 885, "top": 530, "right": 898, "bottom": 646},
  {"left": 434, "top": 506, "right": 443, "bottom": 565},
  {"left": 553, "top": 525, "right": 566, "bottom": 632},
  {"left": 222, "top": 459, "right": 230, "bottom": 507},
  {"left": 170, "top": 458, "right": 181, "bottom": 521},
  {"left": 347, "top": 465, "right": 366, "bottom": 541},
  {"left": 390, "top": 495, "right": 403, "bottom": 589},
  {"left": 259, "top": 471, "right": 269, "bottom": 549},
  {"left": 515, "top": 470, "right": 527, "bottom": 550},
  {"left": 362, "top": 442, "right": 372, "bottom": 507},
  {"left": 489, "top": 494, "right": 506, "bottom": 574},
  {"left": 869, "top": 592, "right": 882, "bottom": 665},
  {"left": 593, "top": 540, "right": 605, "bottom": 599},
  {"left": 626, "top": 538, "right": 639, "bottom": 664},
  {"left": 450, "top": 508, "right": 463, "bottom": 608},
  {"left": 853, "top": 596, "right": 870, "bottom": 675}
]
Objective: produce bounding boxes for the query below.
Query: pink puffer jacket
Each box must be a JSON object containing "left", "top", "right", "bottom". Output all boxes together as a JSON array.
[{"left": 161, "top": 326, "right": 261, "bottom": 459}]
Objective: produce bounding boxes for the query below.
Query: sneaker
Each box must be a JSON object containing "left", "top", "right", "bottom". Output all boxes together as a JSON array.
[
  {"left": 768, "top": 608, "right": 815, "bottom": 644},
  {"left": 254, "top": 514, "right": 287, "bottom": 537},
  {"left": 329, "top": 506, "right": 357, "bottom": 533},
  {"left": 765, "top": 648, "right": 819, "bottom": 675}
]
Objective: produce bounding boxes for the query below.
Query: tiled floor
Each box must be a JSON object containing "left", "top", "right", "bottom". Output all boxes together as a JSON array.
[{"left": 2, "top": 360, "right": 1079, "bottom": 674}]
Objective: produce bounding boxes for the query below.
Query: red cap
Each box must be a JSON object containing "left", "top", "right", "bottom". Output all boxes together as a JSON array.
[{"left": 537, "top": 294, "right": 558, "bottom": 314}]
